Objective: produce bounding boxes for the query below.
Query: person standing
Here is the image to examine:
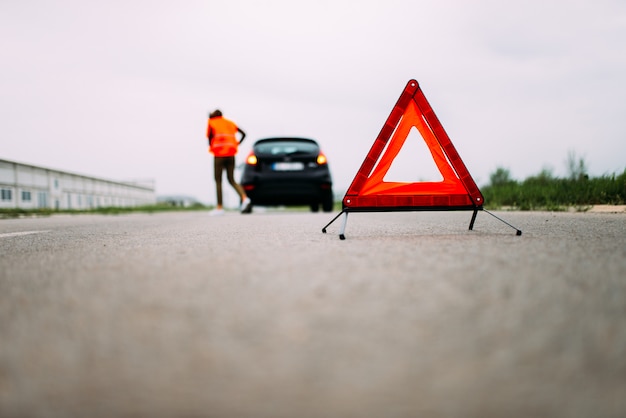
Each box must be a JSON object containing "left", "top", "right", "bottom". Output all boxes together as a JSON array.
[{"left": 206, "top": 109, "right": 251, "bottom": 215}]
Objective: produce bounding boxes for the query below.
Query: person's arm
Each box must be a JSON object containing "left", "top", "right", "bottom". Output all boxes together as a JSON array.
[
  {"left": 207, "top": 124, "right": 213, "bottom": 145},
  {"left": 238, "top": 127, "right": 246, "bottom": 144}
]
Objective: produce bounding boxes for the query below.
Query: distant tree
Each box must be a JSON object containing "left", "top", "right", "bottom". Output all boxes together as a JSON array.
[
  {"left": 566, "top": 150, "right": 588, "bottom": 181},
  {"left": 528, "top": 166, "right": 555, "bottom": 183},
  {"left": 489, "top": 167, "right": 514, "bottom": 186}
]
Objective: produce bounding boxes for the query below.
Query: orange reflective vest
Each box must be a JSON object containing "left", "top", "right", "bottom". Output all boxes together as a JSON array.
[{"left": 207, "top": 116, "right": 239, "bottom": 157}]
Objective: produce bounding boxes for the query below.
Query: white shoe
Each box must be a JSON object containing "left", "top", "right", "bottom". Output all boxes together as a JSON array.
[
  {"left": 209, "top": 208, "right": 224, "bottom": 216},
  {"left": 240, "top": 197, "right": 252, "bottom": 214}
]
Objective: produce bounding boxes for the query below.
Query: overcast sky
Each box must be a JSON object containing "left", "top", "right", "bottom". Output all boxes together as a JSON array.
[{"left": 2, "top": 0, "right": 625, "bottom": 205}]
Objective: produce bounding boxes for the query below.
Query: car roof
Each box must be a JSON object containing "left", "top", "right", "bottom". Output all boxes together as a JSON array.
[{"left": 253, "top": 137, "right": 318, "bottom": 145}]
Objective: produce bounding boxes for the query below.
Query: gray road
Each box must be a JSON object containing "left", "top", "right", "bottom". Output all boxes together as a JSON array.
[{"left": 1, "top": 209, "right": 625, "bottom": 417}]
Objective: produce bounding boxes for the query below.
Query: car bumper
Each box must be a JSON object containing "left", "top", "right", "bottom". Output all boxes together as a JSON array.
[{"left": 241, "top": 171, "right": 332, "bottom": 205}]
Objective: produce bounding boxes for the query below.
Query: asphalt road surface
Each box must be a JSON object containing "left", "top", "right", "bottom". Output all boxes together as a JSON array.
[{"left": 1, "top": 209, "right": 625, "bottom": 417}]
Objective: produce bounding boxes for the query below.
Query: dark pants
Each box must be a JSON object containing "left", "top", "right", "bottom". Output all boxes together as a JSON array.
[{"left": 214, "top": 156, "right": 244, "bottom": 206}]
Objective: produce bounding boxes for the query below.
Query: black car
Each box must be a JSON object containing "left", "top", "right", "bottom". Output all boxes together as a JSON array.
[{"left": 240, "top": 137, "right": 333, "bottom": 212}]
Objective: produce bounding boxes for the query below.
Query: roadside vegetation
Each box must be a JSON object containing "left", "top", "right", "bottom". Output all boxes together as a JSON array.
[
  {"left": 482, "top": 152, "right": 625, "bottom": 211},
  {"left": 0, "top": 202, "right": 208, "bottom": 219}
]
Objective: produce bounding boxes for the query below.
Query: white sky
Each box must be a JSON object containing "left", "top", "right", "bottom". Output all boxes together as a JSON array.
[{"left": 2, "top": 0, "right": 625, "bottom": 205}]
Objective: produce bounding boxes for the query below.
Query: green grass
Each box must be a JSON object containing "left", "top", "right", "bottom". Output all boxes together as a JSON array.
[{"left": 481, "top": 169, "right": 626, "bottom": 211}]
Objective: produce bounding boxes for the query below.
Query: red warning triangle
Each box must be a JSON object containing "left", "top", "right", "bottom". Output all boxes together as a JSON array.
[{"left": 343, "top": 80, "right": 484, "bottom": 210}]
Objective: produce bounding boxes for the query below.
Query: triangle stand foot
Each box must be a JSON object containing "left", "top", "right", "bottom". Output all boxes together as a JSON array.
[{"left": 322, "top": 210, "right": 349, "bottom": 240}]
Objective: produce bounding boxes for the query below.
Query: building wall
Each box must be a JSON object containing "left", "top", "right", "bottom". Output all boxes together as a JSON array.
[{"left": 0, "top": 159, "right": 156, "bottom": 210}]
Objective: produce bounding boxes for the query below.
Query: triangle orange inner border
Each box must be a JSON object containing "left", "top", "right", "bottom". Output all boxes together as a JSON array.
[{"left": 343, "top": 80, "right": 484, "bottom": 210}]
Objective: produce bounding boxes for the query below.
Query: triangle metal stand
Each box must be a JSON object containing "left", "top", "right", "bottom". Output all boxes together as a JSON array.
[{"left": 322, "top": 207, "right": 522, "bottom": 240}]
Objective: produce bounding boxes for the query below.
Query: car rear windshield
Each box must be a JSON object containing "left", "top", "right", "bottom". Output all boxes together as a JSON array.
[{"left": 254, "top": 140, "right": 318, "bottom": 156}]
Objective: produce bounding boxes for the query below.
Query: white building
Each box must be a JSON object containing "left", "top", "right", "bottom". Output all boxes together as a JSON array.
[{"left": 0, "top": 158, "right": 156, "bottom": 210}]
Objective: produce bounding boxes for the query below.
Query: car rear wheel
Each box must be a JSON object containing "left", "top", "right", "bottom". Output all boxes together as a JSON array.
[
  {"left": 322, "top": 190, "right": 334, "bottom": 212},
  {"left": 310, "top": 203, "right": 320, "bottom": 212}
]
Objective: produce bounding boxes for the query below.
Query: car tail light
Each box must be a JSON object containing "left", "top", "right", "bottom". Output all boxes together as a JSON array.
[
  {"left": 246, "top": 153, "right": 258, "bottom": 165},
  {"left": 316, "top": 152, "right": 327, "bottom": 165}
]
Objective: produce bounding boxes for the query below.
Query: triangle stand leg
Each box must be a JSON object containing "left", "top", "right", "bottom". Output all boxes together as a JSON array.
[
  {"left": 468, "top": 208, "right": 479, "bottom": 231},
  {"left": 481, "top": 209, "right": 523, "bottom": 236},
  {"left": 322, "top": 210, "right": 345, "bottom": 233},
  {"left": 338, "top": 211, "right": 349, "bottom": 240},
  {"left": 321, "top": 210, "right": 350, "bottom": 240}
]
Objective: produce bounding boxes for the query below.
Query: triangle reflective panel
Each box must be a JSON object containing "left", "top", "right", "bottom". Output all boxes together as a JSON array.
[
  {"left": 323, "top": 79, "right": 523, "bottom": 239},
  {"left": 343, "top": 79, "right": 484, "bottom": 210}
]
